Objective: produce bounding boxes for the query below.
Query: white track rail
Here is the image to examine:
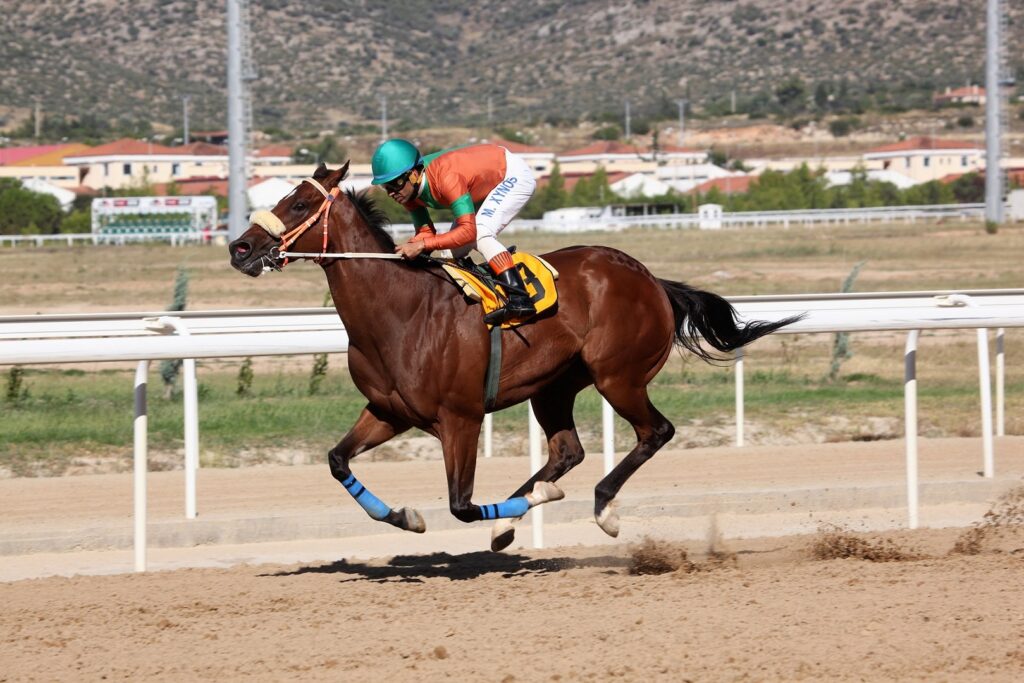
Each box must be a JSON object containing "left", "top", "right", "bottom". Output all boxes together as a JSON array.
[{"left": 2, "top": 289, "right": 1023, "bottom": 568}]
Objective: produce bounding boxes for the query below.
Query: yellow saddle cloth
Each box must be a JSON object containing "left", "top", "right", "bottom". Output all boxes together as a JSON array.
[{"left": 442, "top": 252, "right": 559, "bottom": 329}]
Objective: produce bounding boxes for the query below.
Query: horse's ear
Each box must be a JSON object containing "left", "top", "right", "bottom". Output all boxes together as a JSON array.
[
  {"left": 337, "top": 160, "right": 350, "bottom": 181},
  {"left": 313, "top": 162, "right": 329, "bottom": 180}
]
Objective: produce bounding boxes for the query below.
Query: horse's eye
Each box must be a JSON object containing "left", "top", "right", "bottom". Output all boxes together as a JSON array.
[{"left": 293, "top": 202, "right": 307, "bottom": 212}]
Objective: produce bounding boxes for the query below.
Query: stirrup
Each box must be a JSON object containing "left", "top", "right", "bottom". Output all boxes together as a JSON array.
[
  {"left": 483, "top": 305, "right": 511, "bottom": 325},
  {"left": 507, "top": 303, "right": 537, "bottom": 318}
]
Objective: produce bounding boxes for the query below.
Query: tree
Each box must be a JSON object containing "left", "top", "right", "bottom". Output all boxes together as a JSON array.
[
  {"left": 902, "top": 180, "right": 954, "bottom": 205},
  {"left": 950, "top": 172, "right": 985, "bottom": 203},
  {"left": 293, "top": 135, "right": 348, "bottom": 164},
  {"left": 775, "top": 76, "right": 807, "bottom": 115},
  {"left": 160, "top": 267, "right": 190, "bottom": 399},
  {"left": 570, "top": 166, "right": 615, "bottom": 206},
  {"left": 0, "top": 178, "right": 63, "bottom": 235},
  {"left": 520, "top": 163, "right": 567, "bottom": 218},
  {"left": 593, "top": 124, "right": 621, "bottom": 141},
  {"left": 829, "top": 118, "right": 855, "bottom": 138},
  {"left": 814, "top": 82, "right": 832, "bottom": 111}
]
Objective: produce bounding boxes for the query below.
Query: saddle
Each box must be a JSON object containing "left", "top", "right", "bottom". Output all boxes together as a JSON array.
[{"left": 442, "top": 251, "right": 559, "bottom": 329}]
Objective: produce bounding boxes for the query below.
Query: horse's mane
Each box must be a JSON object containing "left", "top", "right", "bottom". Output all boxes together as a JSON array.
[{"left": 345, "top": 188, "right": 395, "bottom": 251}]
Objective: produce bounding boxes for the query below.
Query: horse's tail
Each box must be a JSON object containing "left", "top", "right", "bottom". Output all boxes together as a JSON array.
[{"left": 658, "top": 279, "right": 804, "bottom": 363}]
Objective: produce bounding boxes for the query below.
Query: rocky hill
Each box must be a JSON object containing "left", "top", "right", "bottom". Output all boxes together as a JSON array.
[{"left": 1, "top": 0, "right": 1020, "bottom": 135}]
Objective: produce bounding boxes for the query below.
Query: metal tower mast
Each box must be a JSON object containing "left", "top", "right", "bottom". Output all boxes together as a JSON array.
[
  {"left": 984, "top": 0, "right": 1006, "bottom": 224},
  {"left": 227, "top": 0, "right": 257, "bottom": 241}
]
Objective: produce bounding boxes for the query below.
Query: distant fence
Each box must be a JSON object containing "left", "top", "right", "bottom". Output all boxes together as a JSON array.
[
  {"left": 501, "top": 203, "right": 986, "bottom": 233},
  {"left": 0, "top": 231, "right": 210, "bottom": 248},
  {"left": 0, "top": 203, "right": 991, "bottom": 247}
]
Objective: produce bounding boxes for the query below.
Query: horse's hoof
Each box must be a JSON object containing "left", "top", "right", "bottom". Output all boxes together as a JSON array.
[
  {"left": 525, "top": 481, "right": 565, "bottom": 507},
  {"left": 595, "top": 500, "right": 620, "bottom": 538},
  {"left": 398, "top": 507, "right": 426, "bottom": 533},
  {"left": 490, "top": 519, "right": 516, "bottom": 552}
]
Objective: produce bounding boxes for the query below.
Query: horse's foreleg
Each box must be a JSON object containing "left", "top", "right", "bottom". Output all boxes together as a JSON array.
[
  {"left": 328, "top": 404, "right": 424, "bottom": 533},
  {"left": 439, "top": 415, "right": 564, "bottom": 527}
]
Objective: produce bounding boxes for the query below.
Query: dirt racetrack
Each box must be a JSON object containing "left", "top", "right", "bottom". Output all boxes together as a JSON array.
[
  {"left": 3, "top": 436, "right": 1024, "bottom": 681},
  {"left": 2, "top": 528, "right": 1024, "bottom": 681}
]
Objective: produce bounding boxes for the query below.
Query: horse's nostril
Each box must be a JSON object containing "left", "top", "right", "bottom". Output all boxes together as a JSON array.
[{"left": 231, "top": 241, "right": 251, "bottom": 259}]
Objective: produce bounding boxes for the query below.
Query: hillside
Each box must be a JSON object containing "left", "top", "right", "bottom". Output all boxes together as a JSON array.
[{"left": 0, "top": 0, "right": 1021, "bottom": 136}]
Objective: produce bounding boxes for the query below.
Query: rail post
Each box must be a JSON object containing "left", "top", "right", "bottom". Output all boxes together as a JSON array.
[
  {"left": 146, "top": 316, "right": 200, "bottom": 518},
  {"left": 602, "top": 399, "right": 614, "bottom": 474},
  {"left": 735, "top": 347, "right": 745, "bottom": 447},
  {"left": 996, "top": 328, "right": 1005, "bottom": 437},
  {"left": 133, "top": 361, "right": 149, "bottom": 572},
  {"left": 528, "top": 401, "right": 544, "bottom": 548},
  {"left": 937, "top": 295, "right": 995, "bottom": 477},
  {"left": 904, "top": 331, "right": 920, "bottom": 529},
  {"left": 483, "top": 413, "right": 493, "bottom": 458}
]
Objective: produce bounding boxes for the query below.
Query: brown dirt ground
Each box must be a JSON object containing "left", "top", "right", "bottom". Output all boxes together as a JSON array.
[
  {"left": 1, "top": 527, "right": 1023, "bottom": 682},
  {"left": 2, "top": 442, "right": 1024, "bottom": 682}
]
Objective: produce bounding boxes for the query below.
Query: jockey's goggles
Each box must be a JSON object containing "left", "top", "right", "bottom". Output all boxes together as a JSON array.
[{"left": 383, "top": 174, "right": 409, "bottom": 193}]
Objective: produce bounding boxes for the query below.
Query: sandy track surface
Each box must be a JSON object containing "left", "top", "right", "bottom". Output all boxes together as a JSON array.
[
  {"left": 2, "top": 528, "right": 1023, "bottom": 682},
  {"left": 2, "top": 438, "right": 1024, "bottom": 680}
]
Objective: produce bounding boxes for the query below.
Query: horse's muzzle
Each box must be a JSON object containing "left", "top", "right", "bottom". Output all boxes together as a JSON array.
[{"left": 228, "top": 237, "right": 269, "bottom": 277}]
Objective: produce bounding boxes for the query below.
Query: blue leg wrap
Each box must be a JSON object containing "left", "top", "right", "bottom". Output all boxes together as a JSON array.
[
  {"left": 478, "top": 496, "right": 530, "bottom": 521},
  {"left": 340, "top": 473, "right": 392, "bottom": 521}
]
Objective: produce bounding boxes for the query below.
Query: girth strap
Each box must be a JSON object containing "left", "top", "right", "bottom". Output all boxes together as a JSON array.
[{"left": 483, "top": 324, "right": 502, "bottom": 412}]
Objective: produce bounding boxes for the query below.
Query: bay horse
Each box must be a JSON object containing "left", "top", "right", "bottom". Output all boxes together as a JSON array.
[{"left": 228, "top": 163, "right": 799, "bottom": 551}]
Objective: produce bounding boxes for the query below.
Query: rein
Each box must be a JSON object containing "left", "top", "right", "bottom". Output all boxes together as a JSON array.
[{"left": 256, "top": 176, "right": 445, "bottom": 269}]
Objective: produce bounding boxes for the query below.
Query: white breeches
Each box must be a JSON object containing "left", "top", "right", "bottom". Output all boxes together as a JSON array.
[{"left": 436, "top": 148, "right": 536, "bottom": 262}]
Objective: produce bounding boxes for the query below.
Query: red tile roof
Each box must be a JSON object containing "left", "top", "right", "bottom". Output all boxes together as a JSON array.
[
  {"left": 657, "top": 143, "right": 706, "bottom": 154},
  {"left": 154, "top": 176, "right": 228, "bottom": 196},
  {"left": 560, "top": 141, "right": 647, "bottom": 157},
  {"left": 7, "top": 143, "right": 92, "bottom": 166},
  {"left": 560, "top": 140, "right": 703, "bottom": 157},
  {"left": 179, "top": 142, "right": 228, "bottom": 156},
  {"left": 690, "top": 175, "right": 756, "bottom": 195},
  {"left": 152, "top": 175, "right": 275, "bottom": 196},
  {"left": 536, "top": 170, "right": 631, "bottom": 193},
  {"left": 487, "top": 138, "right": 553, "bottom": 154},
  {"left": 255, "top": 144, "right": 294, "bottom": 158},
  {"left": 866, "top": 136, "right": 982, "bottom": 154},
  {"left": 68, "top": 138, "right": 179, "bottom": 157},
  {"left": 0, "top": 144, "right": 75, "bottom": 165}
]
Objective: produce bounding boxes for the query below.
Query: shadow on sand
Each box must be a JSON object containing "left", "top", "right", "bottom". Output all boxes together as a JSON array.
[{"left": 262, "top": 550, "right": 631, "bottom": 583}]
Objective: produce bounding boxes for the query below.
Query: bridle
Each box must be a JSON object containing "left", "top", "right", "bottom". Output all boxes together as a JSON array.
[
  {"left": 271, "top": 177, "right": 340, "bottom": 267},
  {"left": 249, "top": 175, "right": 408, "bottom": 271}
]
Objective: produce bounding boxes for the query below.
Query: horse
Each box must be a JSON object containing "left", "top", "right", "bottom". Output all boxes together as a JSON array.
[{"left": 228, "top": 163, "right": 800, "bottom": 551}]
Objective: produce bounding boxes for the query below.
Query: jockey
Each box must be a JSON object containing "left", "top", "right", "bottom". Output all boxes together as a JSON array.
[{"left": 371, "top": 138, "right": 537, "bottom": 325}]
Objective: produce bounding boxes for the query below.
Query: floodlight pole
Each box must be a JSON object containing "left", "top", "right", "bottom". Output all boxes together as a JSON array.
[
  {"left": 677, "top": 99, "right": 687, "bottom": 146},
  {"left": 182, "top": 95, "right": 191, "bottom": 146},
  {"left": 984, "top": 0, "right": 1003, "bottom": 224},
  {"left": 226, "top": 0, "right": 249, "bottom": 241}
]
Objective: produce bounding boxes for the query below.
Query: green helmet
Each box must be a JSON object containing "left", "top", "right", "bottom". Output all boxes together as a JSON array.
[{"left": 370, "top": 138, "right": 422, "bottom": 185}]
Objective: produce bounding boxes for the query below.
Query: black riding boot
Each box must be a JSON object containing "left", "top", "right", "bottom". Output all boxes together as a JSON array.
[{"left": 483, "top": 266, "right": 537, "bottom": 325}]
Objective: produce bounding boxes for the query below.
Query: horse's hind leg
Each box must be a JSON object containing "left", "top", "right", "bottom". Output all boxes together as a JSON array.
[
  {"left": 591, "top": 384, "right": 675, "bottom": 537},
  {"left": 327, "top": 404, "right": 424, "bottom": 532},
  {"left": 490, "top": 377, "right": 589, "bottom": 552}
]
